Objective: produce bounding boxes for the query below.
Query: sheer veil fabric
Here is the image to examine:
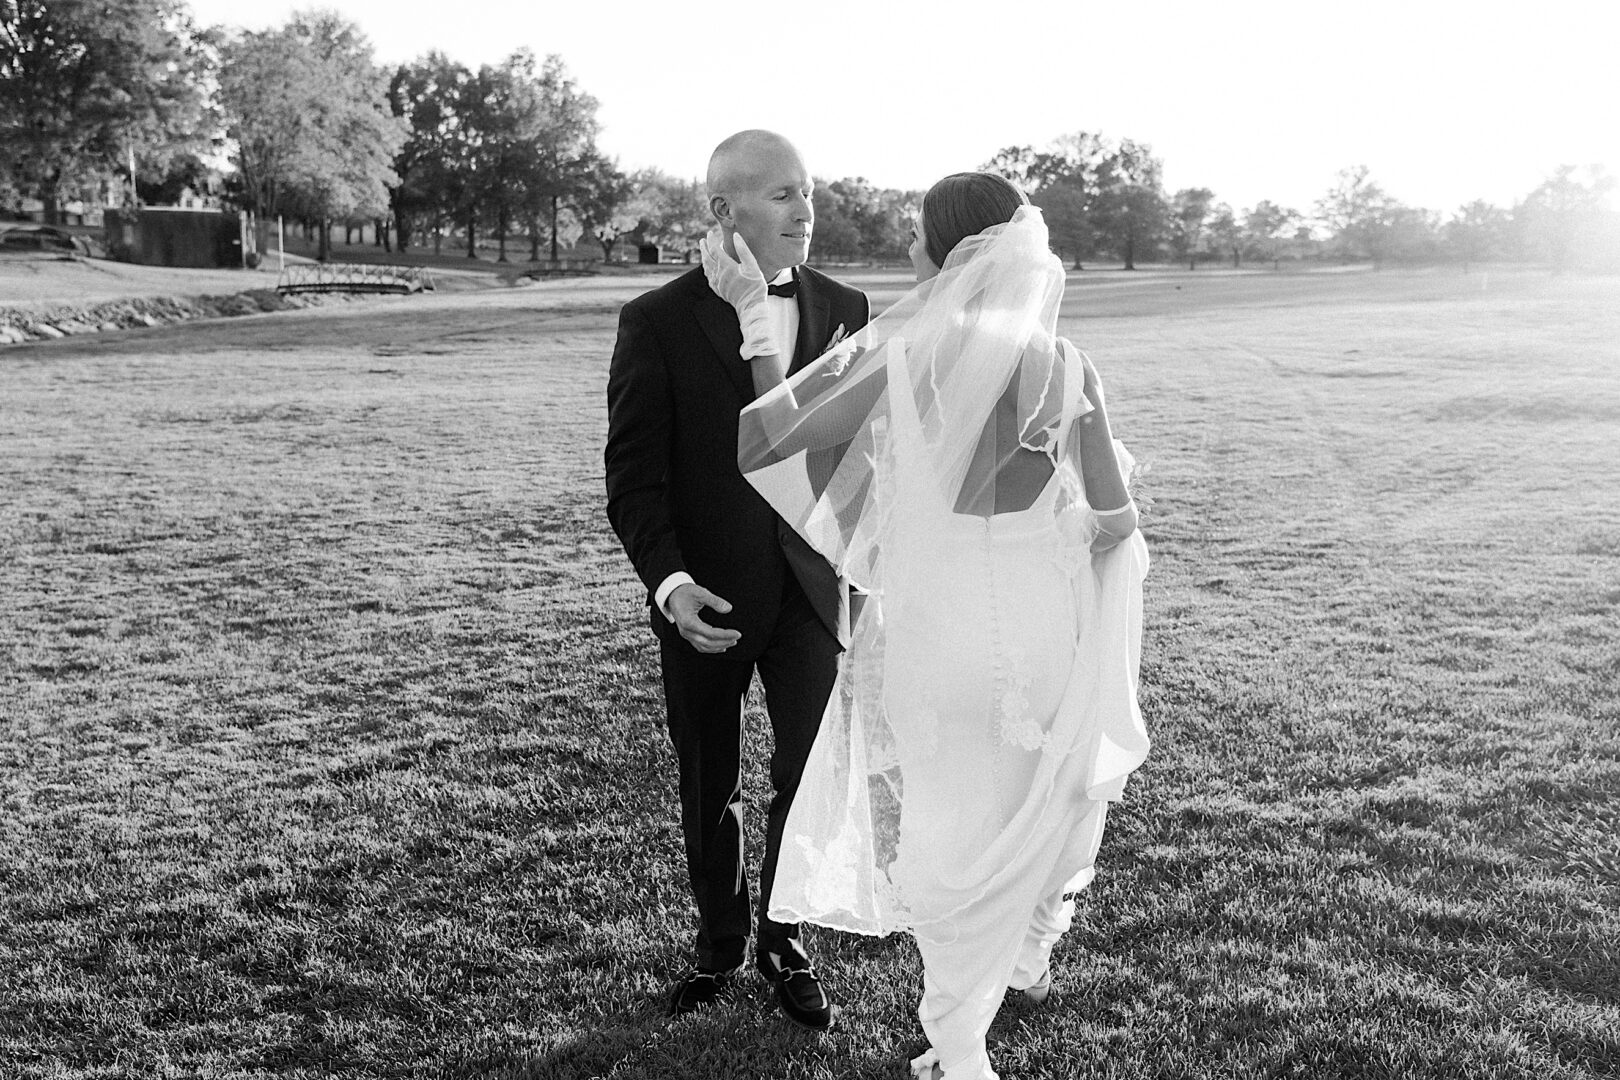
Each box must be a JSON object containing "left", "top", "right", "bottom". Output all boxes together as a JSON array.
[{"left": 739, "top": 206, "right": 1151, "bottom": 940}]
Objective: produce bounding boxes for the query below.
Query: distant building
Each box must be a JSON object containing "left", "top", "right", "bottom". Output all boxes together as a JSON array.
[{"left": 104, "top": 207, "right": 249, "bottom": 268}]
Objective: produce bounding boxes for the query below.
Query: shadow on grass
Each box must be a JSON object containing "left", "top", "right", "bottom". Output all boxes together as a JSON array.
[
  {"left": 508, "top": 968, "right": 914, "bottom": 1080},
  {"left": 516, "top": 1018, "right": 661, "bottom": 1079}
]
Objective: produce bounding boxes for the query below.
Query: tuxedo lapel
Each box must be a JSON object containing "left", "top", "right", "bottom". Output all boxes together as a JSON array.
[
  {"left": 691, "top": 277, "right": 753, "bottom": 401},
  {"left": 789, "top": 268, "right": 832, "bottom": 376}
]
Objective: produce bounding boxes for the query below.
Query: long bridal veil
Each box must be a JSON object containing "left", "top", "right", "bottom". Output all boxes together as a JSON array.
[{"left": 740, "top": 206, "right": 1150, "bottom": 938}]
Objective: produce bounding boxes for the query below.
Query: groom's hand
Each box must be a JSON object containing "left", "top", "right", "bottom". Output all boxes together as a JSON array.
[{"left": 668, "top": 582, "right": 742, "bottom": 653}]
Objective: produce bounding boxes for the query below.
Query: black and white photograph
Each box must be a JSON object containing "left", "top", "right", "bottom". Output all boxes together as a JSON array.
[{"left": 2, "top": 1, "right": 1616, "bottom": 1077}]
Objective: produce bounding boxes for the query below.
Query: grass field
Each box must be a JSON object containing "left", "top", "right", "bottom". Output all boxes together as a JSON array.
[{"left": 1, "top": 266, "right": 1617, "bottom": 1079}]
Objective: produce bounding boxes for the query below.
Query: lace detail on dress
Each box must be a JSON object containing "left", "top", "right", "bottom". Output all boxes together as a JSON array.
[
  {"left": 794, "top": 819, "right": 862, "bottom": 917},
  {"left": 876, "top": 863, "right": 909, "bottom": 923},
  {"left": 986, "top": 477, "right": 1064, "bottom": 754},
  {"left": 995, "top": 642, "right": 1046, "bottom": 751}
]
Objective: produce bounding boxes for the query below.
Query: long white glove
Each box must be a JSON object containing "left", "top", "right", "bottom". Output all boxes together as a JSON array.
[
  {"left": 700, "top": 229, "right": 775, "bottom": 360},
  {"left": 1090, "top": 500, "right": 1139, "bottom": 551}
]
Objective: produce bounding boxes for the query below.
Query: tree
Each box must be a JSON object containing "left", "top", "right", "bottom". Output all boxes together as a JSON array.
[
  {"left": 389, "top": 52, "right": 472, "bottom": 252},
  {"left": 982, "top": 134, "right": 1103, "bottom": 197},
  {"left": 1244, "top": 200, "right": 1301, "bottom": 269},
  {"left": 0, "top": 0, "right": 214, "bottom": 223},
  {"left": 1443, "top": 200, "right": 1510, "bottom": 272},
  {"left": 134, "top": 151, "right": 215, "bottom": 206},
  {"left": 1314, "top": 165, "right": 1412, "bottom": 267},
  {"left": 459, "top": 52, "right": 547, "bottom": 262},
  {"left": 282, "top": 11, "right": 404, "bottom": 260},
  {"left": 985, "top": 133, "right": 1106, "bottom": 269},
  {"left": 981, "top": 145, "right": 1041, "bottom": 193},
  {"left": 572, "top": 152, "right": 636, "bottom": 261},
  {"left": 1315, "top": 165, "right": 1380, "bottom": 243},
  {"left": 1207, "top": 202, "right": 1243, "bottom": 268},
  {"left": 1170, "top": 187, "right": 1215, "bottom": 269},
  {"left": 0, "top": 160, "right": 21, "bottom": 216},
  {"left": 810, "top": 178, "right": 920, "bottom": 262},
  {"left": 219, "top": 28, "right": 316, "bottom": 223},
  {"left": 1518, "top": 165, "right": 1615, "bottom": 273},
  {"left": 869, "top": 186, "right": 924, "bottom": 261},
  {"left": 219, "top": 12, "right": 404, "bottom": 260},
  {"left": 627, "top": 168, "right": 709, "bottom": 261},
  {"left": 1032, "top": 181, "right": 1093, "bottom": 269},
  {"left": 1382, "top": 205, "right": 1441, "bottom": 263},
  {"left": 1090, "top": 139, "right": 1167, "bottom": 270},
  {"left": 987, "top": 133, "right": 1168, "bottom": 269},
  {"left": 524, "top": 53, "right": 599, "bottom": 263},
  {"left": 809, "top": 180, "right": 864, "bottom": 261}
]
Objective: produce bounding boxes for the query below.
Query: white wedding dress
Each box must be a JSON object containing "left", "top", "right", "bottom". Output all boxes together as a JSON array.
[{"left": 739, "top": 208, "right": 1150, "bottom": 1080}]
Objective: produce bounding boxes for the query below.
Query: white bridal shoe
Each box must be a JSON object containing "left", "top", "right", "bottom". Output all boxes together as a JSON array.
[
  {"left": 1017, "top": 967, "right": 1052, "bottom": 1004},
  {"left": 909, "top": 1049, "right": 944, "bottom": 1079}
]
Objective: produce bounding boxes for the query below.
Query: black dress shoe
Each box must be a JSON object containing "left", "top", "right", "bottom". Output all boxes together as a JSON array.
[
  {"left": 667, "top": 965, "right": 740, "bottom": 1016},
  {"left": 757, "top": 948, "right": 836, "bottom": 1031}
]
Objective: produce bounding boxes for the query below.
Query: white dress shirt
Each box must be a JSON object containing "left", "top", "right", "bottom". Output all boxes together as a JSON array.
[
  {"left": 751, "top": 266, "right": 800, "bottom": 388},
  {"left": 654, "top": 266, "right": 801, "bottom": 620}
]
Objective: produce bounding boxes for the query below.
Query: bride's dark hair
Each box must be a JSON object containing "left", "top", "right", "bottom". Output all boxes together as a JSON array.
[{"left": 921, "top": 172, "right": 1029, "bottom": 269}]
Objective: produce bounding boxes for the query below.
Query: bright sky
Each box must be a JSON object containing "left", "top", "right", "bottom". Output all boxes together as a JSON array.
[{"left": 186, "top": 0, "right": 1619, "bottom": 217}]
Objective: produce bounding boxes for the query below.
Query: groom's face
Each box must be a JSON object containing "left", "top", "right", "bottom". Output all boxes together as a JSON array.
[{"left": 724, "top": 144, "right": 814, "bottom": 278}]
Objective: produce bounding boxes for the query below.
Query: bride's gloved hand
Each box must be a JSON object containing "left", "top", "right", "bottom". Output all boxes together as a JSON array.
[{"left": 700, "top": 229, "right": 775, "bottom": 359}]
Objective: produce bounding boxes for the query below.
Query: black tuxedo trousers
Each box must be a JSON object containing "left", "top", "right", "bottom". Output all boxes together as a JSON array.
[{"left": 604, "top": 265, "right": 871, "bottom": 969}]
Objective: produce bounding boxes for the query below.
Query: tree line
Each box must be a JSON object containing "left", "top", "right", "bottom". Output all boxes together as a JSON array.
[
  {"left": 0, "top": 0, "right": 700, "bottom": 262},
  {"left": 986, "top": 135, "right": 1615, "bottom": 274},
  {"left": 2, "top": 0, "right": 1614, "bottom": 271}
]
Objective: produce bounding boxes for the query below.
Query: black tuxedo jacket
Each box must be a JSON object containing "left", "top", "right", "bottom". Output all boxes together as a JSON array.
[{"left": 605, "top": 264, "right": 871, "bottom": 652}]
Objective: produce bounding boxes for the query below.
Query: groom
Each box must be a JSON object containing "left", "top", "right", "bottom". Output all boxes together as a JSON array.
[{"left": 604, "top": 130, "right": 870, "bottom": 1028}]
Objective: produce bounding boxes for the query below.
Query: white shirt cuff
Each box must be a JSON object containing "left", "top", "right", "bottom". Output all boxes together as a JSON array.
[{"left": 654, "top": 572, "right": 695, "bottom": 620}]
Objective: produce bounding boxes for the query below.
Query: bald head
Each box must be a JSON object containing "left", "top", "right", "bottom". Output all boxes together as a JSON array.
[
  {"left": 706, "top": 129, "right": 802, "bottom": 196},
  {"left": 705, "top": 129, "right": 814, "bottom": 279}
]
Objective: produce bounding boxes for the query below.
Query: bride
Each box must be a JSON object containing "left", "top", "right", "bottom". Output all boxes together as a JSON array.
[{"left": 702, "top": 172, "right": 1150, "bottom": 1080}]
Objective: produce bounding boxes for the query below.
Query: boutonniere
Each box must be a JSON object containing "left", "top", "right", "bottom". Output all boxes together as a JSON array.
[
  {"left": 822, "top": 327, "right": 865, "bottom": 377},
  {"left": 822, "top": 323, "right": 847, "bottom": 354}
]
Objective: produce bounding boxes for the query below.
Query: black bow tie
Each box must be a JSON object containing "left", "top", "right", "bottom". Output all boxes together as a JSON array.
[{"left": 767, "top": 277, "right": 798, "bottom": 299}]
